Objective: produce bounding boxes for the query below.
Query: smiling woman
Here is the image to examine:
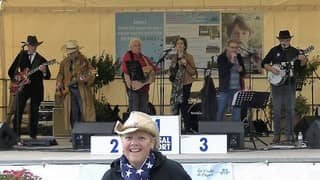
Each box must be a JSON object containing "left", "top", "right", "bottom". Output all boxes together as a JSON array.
[{"left": 101, "top": 111, "right": 191, "bottom": 180}]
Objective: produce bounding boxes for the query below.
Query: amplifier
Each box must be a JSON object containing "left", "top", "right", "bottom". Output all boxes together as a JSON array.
[
  {"left": 40, "top": 101, "right": 55, "bottom": 109},
  {"left": 72, "top": 122, "right": 115, "bottom": 150},
  {"left": 39, "top": 110, "right": 53, "bottom": 121}
]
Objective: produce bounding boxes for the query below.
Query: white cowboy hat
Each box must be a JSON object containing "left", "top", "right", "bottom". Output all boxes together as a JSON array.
[
  {"left": 114, "top": 111, "right": 160, "bottom": 149},
  {"left": 61, "top": 40, "right": 82, "bottom": 54}
]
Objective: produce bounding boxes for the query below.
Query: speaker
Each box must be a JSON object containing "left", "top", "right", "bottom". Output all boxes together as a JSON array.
[
  {"left": 0, "top": 123, "right": 18, "bottom": 150},
  {"left": 294, "top": 116, "right": 316, "bottom": 135},
  {"left": 22, "top": 137, "right": 57, "bottom": 147},
  {"left": 72, "top": 122, "right": 115, "bottom": 150},
  {"left": 306, "top": 119, "right": 320, "bottom": 148},
  {"left": 198, "top": 121, "right": 244, "bottom": 149}
]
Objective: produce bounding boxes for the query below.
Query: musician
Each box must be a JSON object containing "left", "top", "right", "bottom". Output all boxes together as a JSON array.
[
  {"left": 261, "top": 30, "right": 307, "bottom": 144},
  {"left": 169, "top": 37, "right": 197, "bottom": 133},
  {"left": 217, "top": 39, "right": 246, "bottom": 121},
  {"left": 122, "top": 38, "right": 156, "bottom": 113},
  {"left": 8, "top": 35, "right": 51, "bottom": 139},
  {"left": 56, "top": 40, "right": 96, "bottom": 130}
]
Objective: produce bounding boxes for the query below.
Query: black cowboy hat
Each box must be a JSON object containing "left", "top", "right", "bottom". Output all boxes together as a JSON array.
[
  {"left": 277, "top": 30, "right": 293, "bottom": 39},
  {"left": 22, "top": 35, "right": 43, "bottom": 46}
]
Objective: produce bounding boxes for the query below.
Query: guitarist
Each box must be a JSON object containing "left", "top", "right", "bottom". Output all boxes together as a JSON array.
[
  {"left": 56, "top": 40, "right": 96, "bottom": 130},
  {"left": 122, "top": 38, "right": 156, "bottom": 114},
  {"left": 8, "top": 35, "right": 51, "bottom": 139},
  {"left": 261, "top": 30, "right": 307, "bottom": 144}
]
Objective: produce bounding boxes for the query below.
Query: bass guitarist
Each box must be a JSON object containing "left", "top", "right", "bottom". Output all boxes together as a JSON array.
[
  {"left": 122, "top": 38, "right": 156, "bottom": 114},
  {"left": 261, "top": 30, "right": 307, "bottom": 144},
  {"left": 8, "top": 35, "right": 51, "bottom": 139}
]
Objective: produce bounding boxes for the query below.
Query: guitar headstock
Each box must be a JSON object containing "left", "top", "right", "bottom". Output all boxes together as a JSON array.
[
  {"left": 46, "top": 59, "right": 57, "bottom": 66},
  {"left": 303, "top": 45, "right": 315, "bottom": 54}
]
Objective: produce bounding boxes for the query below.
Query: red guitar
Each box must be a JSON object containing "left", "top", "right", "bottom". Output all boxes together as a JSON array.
[{"left": 10, "top": 59, "right": 56, "bottom": 95}]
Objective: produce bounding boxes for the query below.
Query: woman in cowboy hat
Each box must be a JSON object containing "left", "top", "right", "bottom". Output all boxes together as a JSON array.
[
  {"left": 261, "top": 30, "right": 307, "bottom": 144},
  {"left": 8, "top": 35, "right": 51, "bottom": 139},
  {"left": 56, "top": 40, "right": 96, "bottom": 130},
  {"left": 102, "top": 111, "right": 191, "bottom": 180}
]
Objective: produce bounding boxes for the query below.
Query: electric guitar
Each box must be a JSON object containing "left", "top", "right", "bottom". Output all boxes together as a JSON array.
[{"left": 9, "top": 59, "right": 56, "bottom": 95}]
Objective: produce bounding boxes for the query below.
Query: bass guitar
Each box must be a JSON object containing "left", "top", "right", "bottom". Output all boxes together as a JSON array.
[
  {"left": 10, "top": 59, "right": 57, "bottom": 95},
  {"left": 267, "top": 45, "right": 314, "bottom": 86}
]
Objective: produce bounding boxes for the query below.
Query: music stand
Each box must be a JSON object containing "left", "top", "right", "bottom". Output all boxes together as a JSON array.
[{"left": 232, "top": 91, "right": 270, "bottom": 149}]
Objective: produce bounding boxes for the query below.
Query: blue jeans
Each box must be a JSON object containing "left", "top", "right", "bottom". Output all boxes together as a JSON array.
[
  {"left": 217, "top": 89, "right": 241, "bottom": 121},
  {"left": 69, "top": 86, "right": 83, "bottom": 128},
  {"left": 271, "top": 84, "right": 295, "bottom": 137}
]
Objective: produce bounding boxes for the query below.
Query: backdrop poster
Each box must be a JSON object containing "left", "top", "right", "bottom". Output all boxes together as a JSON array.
[
  {"left": 221, "top": 13, "right": 264, "bottom": 74},
  {"left": 115, "top": 12, "right": 164, "bottom": 64}
]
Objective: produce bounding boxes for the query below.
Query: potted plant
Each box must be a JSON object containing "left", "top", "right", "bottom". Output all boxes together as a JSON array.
[{"left": 88, "top": 52, "right": 120, "bottom": 122}]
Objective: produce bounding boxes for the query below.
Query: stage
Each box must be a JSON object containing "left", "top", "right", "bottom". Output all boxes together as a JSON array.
[
  {"left": 1, "top": 136, "right": 320, "bottom": 164},
  {"left": 1, "top": 136, "right": 320, "bottom": 180}
]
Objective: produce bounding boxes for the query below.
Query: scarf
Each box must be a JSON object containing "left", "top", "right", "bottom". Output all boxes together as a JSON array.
[{"left": 120, "top": 152, "right": 156, "bottom": 180}]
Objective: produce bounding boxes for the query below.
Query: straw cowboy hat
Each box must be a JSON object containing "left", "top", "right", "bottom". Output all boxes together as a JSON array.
[
  {"left": 114, "top": 111, "right": 160, "bottom": 149},
  {"left": 277, "top": 30, "right": 293, "bottom": 39},
  {"left": 61, "top": 40, "right": 82, "bottom": 54},
  {"left": 22, "top": 35, "right": 43, "bottom": 46}
]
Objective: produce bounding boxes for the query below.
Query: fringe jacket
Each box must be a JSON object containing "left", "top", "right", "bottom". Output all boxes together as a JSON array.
[{"left": 56, "top": 53, "right": 96, "bottom": 130}]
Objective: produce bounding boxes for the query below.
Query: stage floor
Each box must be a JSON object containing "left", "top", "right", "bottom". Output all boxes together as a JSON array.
[{"left": 1, "top": 135, "right": 320, "bottom": 165}]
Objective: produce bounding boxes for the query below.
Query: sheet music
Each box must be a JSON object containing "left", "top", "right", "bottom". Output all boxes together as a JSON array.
[
  {"left": 232, "top": 91, "right": 269, "bottom": 108},
  {"left": 232, "top": 91, "right": 254, "bottom": 107}
]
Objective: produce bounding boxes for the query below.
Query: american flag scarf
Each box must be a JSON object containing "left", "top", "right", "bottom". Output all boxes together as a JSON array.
[{"left": 120, "top": 152, "right": 155, "bottom": 180}]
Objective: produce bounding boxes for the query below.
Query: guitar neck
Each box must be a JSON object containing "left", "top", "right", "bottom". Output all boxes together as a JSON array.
[
  {"left": 27, "top": 66, "right": 41, "bottom": 76},
  {"left": 26, "top": 60, "right": 54, "bottom": 77}
]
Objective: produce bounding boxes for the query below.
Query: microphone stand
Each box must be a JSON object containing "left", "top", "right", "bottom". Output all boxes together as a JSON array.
[
  {"left": 239, "top": 47, "right": 255, "bottom": 90},
  {"left": 156, "top": 51, "right": 170, "bottom": 115}
]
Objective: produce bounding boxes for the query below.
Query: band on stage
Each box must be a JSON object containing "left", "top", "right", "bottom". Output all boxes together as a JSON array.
[{"left": 6, "top": 30, "right": 311, "bottom": 146}]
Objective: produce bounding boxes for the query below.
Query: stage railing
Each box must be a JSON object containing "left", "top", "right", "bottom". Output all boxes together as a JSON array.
[{"left": 0, "top": 76, "right": 319, "bottom": 121}]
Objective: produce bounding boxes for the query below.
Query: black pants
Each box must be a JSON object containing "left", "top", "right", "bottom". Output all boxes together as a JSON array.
[
  {"left": 175, "top": 84, "right": 193, "bottom": 131},
  {"left": 13, "top": 92, "right": 40, "bottom": 138}
]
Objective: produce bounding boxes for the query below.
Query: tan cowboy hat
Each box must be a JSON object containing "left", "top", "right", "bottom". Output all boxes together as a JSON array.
[
  {"left": 22, "top": 35, "right": 43, "bottom": 46},
  {"left": 61, "top": 40, "right": 82, "bottom": 54},
  {"left": 114, "top": 111, "right": 160, "bottom": 149}
]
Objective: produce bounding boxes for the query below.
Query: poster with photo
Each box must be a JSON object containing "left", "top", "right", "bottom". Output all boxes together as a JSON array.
[
  {"left": 221, "top": 13, "right": 263, "bottom": 74},
  {"left": 165, "top": 12, "right": 221, "bottom": 69}
]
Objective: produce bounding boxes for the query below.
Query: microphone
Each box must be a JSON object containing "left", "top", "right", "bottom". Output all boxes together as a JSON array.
[
  {"left": 21, "top": 42, "right": 27, "bottom": 48},
  {"left": 240, "top": 46, "right": 255, "bottom": 54}
]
